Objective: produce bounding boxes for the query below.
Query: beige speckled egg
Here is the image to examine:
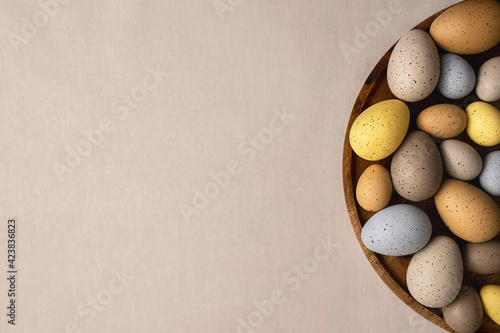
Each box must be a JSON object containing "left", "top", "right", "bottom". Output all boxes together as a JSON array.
[
  {"left": 463, "top": 240, "right": 500, "bottom": 274},
  {"left": 430, "top": 0, "right": 500, "bottom": 55},
  {"left": 476, "top": 56, "right": 500, "bottom": 102},
  {"left": 434, "top": 179, "right": 500, "bottom": 243},
  {"left": 416, "top": 104, "right": 467, "bottom": 139},
  {"left": 355, "top": 164, "right": 392, "bottom": 212},
  {"left": 390, "top": 131, "right": 443, "bottom": 202},
  {"left": 480, "top": 285, "right": 500, "bottom": 325},
  {"left": 349, "top": 99, "right": 410, "bottom": 161},
  {"left": 443, "top": 285, "right": 483, "bottom": 333},
  {"left": 465, "top": 101, "right": 500, "bottom": 146},
  {"left": 407, "top": 236, "right": 463, "bottom": 308},
  {"left": 439, "top": 139, "right": 483, "bottom": 181},
  {"left": 387, "top": 29, "right": 440, "bottom": 102}
]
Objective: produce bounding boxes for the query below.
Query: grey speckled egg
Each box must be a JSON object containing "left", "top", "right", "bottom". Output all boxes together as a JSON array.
[
  {"left": 407, "top": 236, "right": 463, "bottom": 308},
  {"left": 443, "top": 285, "right": 483, "bottom": 333},
  {"left": 476, "top": 56, "right": 500, "bottom": 102},
  {"left": 463, "top": 240, "right": 500, "bottom": 275},
  {"left": 387, "top": 29, "right": 440, "bottom": 102},
  {"left": 391, "top": 131, "right": 443, "bottom": 202},
  {"left": 480, "top": 151, "right": 500, "bottom": 196},
  {"left": 439, "top": 139, "right": 482, "bottom": 181},
  {"left": 437, "top": 53, "right": 476, "bottom": 99},
  {"left": 361, "top": 204, "right": 432, "bottom": 256}
]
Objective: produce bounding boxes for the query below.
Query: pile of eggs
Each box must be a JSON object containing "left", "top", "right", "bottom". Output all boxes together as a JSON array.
[{"left": 348, "top": 1, "right": 500, "bottom": 332}]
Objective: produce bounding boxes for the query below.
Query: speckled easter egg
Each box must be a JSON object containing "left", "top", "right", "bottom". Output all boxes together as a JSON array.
[
  {"left": 416, "top": 104, "right": 467, "bottom": 139},
  {"left": 476, "top": 56, "right": 500, "bottom": 102},
  {"left": 390, "top": 131, "right": 443, "bottom": 202},
  {"left": 439, "top": 139, "right": 483, "bottom": 181},
  {"left": 387, "top": 29, "right": 440, "bottom": 102},
  {"left": 356, "top": 164, "right": 392, "bottom": 212},
  {"left": 407, "top": 236, "right": 463, "bottom": 308},
  {"left": 430, "top": 0, "right": 500, "bottom": 55},
  {"left": 434, "top": 179, "right": 500, "bottom": 243},
  {"left": 361, "top": 204, "right": 432, "bottom": 256},
  {"left": 437, "top": 53, "right": 476, "bottom": 99},
  {"left": 465, "top": 101, "right": 500, "bottom": 146},
  {"left": 463, "top": 240, "right": 500, "bottom": 274},
  {"left": 443, "top": 285, "right": 483, "bottom": 333},
  {"left": 480, "top": 285, "right": 500, "bottom": 325},
  {"left": 480, "top": 150, "right": 500, "bottom": 196},
  {"left": 349, "top": 99, "right": 410, "bottom": 161}
]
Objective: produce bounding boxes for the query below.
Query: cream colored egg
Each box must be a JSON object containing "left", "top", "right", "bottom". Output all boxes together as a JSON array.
[
  {"left": 476, "top": 56, "right": 500, "bottom": 102},
  {"left": 407, "top": 236, "right": 463, "bottom": 308},
  {"left": 480, "top": 285, "right": 500, "bottom": 325},
  {"left": 465, "top": 102, "right": 500, "bottom": 146},
  {"left": 416, "top": 104, "right": 467, "bottom": 139},
  {"left": 349, "top": 99, "right": 410, "bottom": 161},
  {"left": 430, "top": 0, "right": 500, "bottom": 55},
  {"left": 387, "top": 29, "right": 440, "bottom": 102},
  {"left": 434, "top": 179, "right": 500, "bottom": 243},
  {"left": 356, "top": 164, "right": 392, "bottom": 212}
]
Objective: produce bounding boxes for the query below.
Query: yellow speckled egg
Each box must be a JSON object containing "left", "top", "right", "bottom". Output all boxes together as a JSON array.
[
  {"left": 480, "top": 284, "right": 500, "bottom": 325},
  {"left": 430, "top": 0, "right": 500, "bottom": 55},
  {"left": 416, "top": 104, "right": 467, "bottom": 139},
  {"left": 355, "top": 164, "right": 392, "bottom": 212},
  {"left": 349, "top": 99, "right": 410, "bottom": 161},
  {"left": 434, "top": 179, "right": 500, "bottom": 243},
  {"left": 465, "top": 101, "right": 500, "bottom": 146}
]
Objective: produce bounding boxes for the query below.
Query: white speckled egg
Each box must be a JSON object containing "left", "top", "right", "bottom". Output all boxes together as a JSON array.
[
  {"left": 437, "top": 53, "right": 476, "bottom": 99},
  {"left": 439, "top": 139, "right": 483, "bottom": 181},
  {"left": 387, "top": 29, "right": 440, "bottom": 102},
  {"left": 480, "top": 151, "right": 500, "bottom": 196},
  {"left": 407, "top": 236, "right": 463, "bottom": 308},
  {"left": 443, "top": 285, "right": 483, "bottom": 333},
  {"left": 476, "top": 56, "right": 500, "bottom": 102},
  {"left": 361, "top": 204, "right": 432, "bottom": 256}
]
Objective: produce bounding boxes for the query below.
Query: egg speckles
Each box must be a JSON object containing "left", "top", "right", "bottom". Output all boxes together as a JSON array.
[
  {"left": 387, "top": 29, "right": 440, "bottom": 102},
  {"left": 349, "top": 99, "right": 410, "bottom": 161},
  {"left": 430, "top": 0, "right": 500, "bottom": 55},
  {"left": 437, "top": 53, "right": 476, "bottom": 99},
  {"left": 465, "top": 101, "right": 500, "bottom": 146},
  {"left": 390, "top": 131, "right": 443, "bottom": 202},
  {"left": 480, "top": 151, "right": 500, "bottom": 196},
  {"left": 434, "top": 179, "right": 500, "bottom": 243},
  {"left": 407, "top": 236, "right": 463, "bottom": 308}
]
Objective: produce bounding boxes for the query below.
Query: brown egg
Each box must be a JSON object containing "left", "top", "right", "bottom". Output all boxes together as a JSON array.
[
  {"left": 430, "top": 0, "right": 500, "bottom": 55},
  {"left": 391, "top": 131, "right": 443, "bottom": 202},
  {"left": 443, "top": 285, "right": 483, "bottom": 333},
  {"left": 463, "top": 240, "right": 500, "bottom": 274},
  {"left": 416, "top": 104, "right": 467, "bottom": 139},
  {"left": 355, "top": 164, "right": 392, "bottom": 212},
  {"left": 435, "top": 179, "right": 500, "bottom": 243}
]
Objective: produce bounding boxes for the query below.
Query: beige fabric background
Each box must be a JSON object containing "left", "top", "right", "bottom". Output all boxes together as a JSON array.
[{"left": 0, "top": 1, "right": 461, "bottom": 332}]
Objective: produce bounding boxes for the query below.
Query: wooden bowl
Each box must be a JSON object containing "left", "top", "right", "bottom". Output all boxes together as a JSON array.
[{"left": 342, "top": 4, "right": 500, "bottom": 333}]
